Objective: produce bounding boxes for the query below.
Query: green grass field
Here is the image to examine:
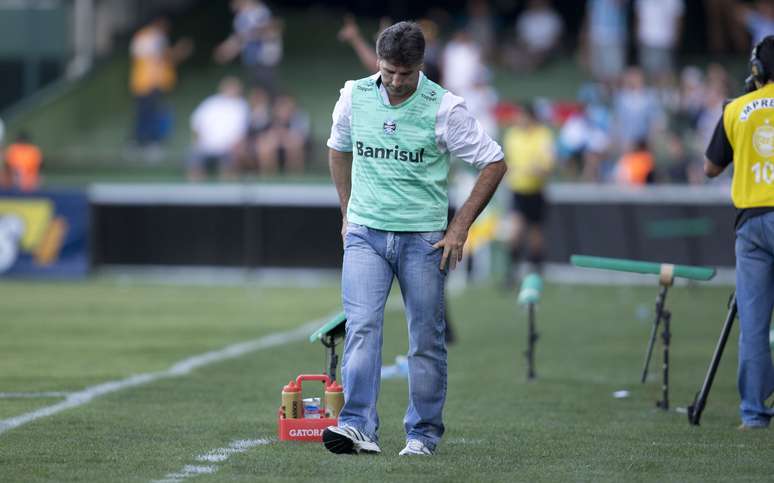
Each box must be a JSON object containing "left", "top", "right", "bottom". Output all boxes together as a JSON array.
[{"left": 1, "top": 278, "right": 772, "bottom": 482}]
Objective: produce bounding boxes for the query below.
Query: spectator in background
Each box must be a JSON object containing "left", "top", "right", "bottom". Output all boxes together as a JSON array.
[
  {"left": 580, "top": 0, "right": 628, "bottom": 85},
  {"left": 463, "top": 68, "right": 499, "bottom": 139},
  {"left": 241, "top": 86, "right": 272, "bottom": 172},
  {"left": 256, "top": 94, "right": 310, "bottom": 175},
  {"left": 615, "top": 139, "right": 655, "bottom": 185},
  {"left": 696, "top": 78, "right": 730, "bottom": 157},
  {"left": 612, "top": 66, "right": 664, "bottom": 152},
  {"left": 4, "top": 132, "right": 43, "bottom": 192},
  {"left": 442, "top": 29, "right": 484, "bottom": 97},
  {"left": 503, "top": 103, "right": 555, "bottom": 285},
  {"left": 214, "top": 0, "right": 283, "bottom": 94},
  {"left": 634, "top": 0, "right": 685, "bottom": 87},
  {"left": 130, "top": 16, "right": 193, "bottom": 150},
  {"left": 707, "top": 62, "right": 734, "bottom": 93},
  {"left": 556, "top": 83, "right": 613, "bottom": 181},
  {"left": 0, "top": 117, "right": 9, "bottom": 188},
  {"left": 737, "top": 0, "right": 774, "bottom": 47},
  {"left": 663, "top": 133, "right": 696, "bottom": 183},
  {"left": 466, "top": 0, "right": 496, "bottom": 60},
  {"left": 676, "top": 66, "right": 706, "bottom": 126},
  {"left": 418, "top": 18, "right": 443, "bottom": 83},
  {"left": 506, "top": 0, "right": 564, "bottom": 72},
  {"left": 705, "top": 0, "right": 748, "bottom": 54},
  {"left": 187, "top": 77, "right": 250, "bottom": 182},
  {"left": 337, "top": 14, "right": 379, "bottom": 72}
]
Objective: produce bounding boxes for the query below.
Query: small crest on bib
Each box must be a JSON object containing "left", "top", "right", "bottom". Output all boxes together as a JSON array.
[{"left": 383, "top": 119, "right": 397, "bottom": 135}]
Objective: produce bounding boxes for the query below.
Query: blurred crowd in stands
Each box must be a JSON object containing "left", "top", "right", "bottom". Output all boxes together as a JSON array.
[
  {"left": 123, "top": 0, "right": 774, "bottom": 184},
  {"left": 128, "top": 0, "right": 309, "bottom": 180}
]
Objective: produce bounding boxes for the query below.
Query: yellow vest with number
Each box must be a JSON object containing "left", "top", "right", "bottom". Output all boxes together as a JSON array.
[{"left": 724, "top": 83, "right": 774, "bottom": 208}]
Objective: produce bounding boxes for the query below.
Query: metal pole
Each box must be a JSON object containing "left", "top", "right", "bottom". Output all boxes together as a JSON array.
[
  {"left": 657, "top": 310, "right": 671, "bottom": 410},
  {"left": 688, "top": 294, "right": 737, "bottom": 425},
  {"left": 324, "top": 334, "right": 339, "bottom": 382},
  {"left": 526, "top": 302, "right": 537, "bottom": 380}
]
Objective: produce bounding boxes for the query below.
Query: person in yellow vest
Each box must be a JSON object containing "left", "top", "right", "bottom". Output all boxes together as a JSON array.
[
  {"left": 130, "top": 16, "right": 192, "bottom": 147},
  {"left": 503, "top": 103, "right": 555, "bottom": 286},
  {"left": 705, "top": 35, "right": 774, "bottom": 430}
]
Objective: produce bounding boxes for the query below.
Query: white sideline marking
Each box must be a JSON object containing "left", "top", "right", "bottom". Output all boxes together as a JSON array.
[
  {"left": 151, "top": 438, "right": 271, "bottom": 483},
  {"left": 0, "top": 319, "right": 325, "bottom": 436},
  {"left": 0, "top": 392, "right": 71, "bottom": 399}
]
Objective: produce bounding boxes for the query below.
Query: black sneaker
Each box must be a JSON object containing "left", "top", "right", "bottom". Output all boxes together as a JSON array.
[{"left": 323, "top": 425, "right": 381, "bottom": 454}]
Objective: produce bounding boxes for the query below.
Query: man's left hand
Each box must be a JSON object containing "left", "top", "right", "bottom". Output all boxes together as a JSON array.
[{"left": 433, "top": 224, "right": 468, "bottom": 271}]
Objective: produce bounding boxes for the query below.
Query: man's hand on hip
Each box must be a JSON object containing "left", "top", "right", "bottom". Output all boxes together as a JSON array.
[{"left": 433, "top": 223, "right": 468, "bottom": 271}]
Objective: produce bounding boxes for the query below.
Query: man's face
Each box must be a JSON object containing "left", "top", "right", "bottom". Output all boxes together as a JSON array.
[{"left": 378, "top": 59, "right": 422, "bottom": 99}]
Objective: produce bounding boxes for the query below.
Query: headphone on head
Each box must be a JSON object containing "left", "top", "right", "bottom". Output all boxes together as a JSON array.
[{"left": 746, "top": 38, "right": 770, "bottom": 93}]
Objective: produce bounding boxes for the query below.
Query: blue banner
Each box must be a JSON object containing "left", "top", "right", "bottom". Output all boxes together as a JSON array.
[{"left": 0, "top": 189, "right": 89, "bottom": 278}]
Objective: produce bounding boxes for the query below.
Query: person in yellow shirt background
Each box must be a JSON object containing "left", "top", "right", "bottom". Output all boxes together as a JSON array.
[
  {"left": 503, "top": 103, "right": 555, "bottom": 286},
  {"left": 130, "top": 15, "right": 193, "bottom": 152}
]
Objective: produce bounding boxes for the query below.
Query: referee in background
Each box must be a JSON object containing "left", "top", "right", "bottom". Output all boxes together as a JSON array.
[{"left": 705, "top": 35, "right": 774, "bottom": 430}]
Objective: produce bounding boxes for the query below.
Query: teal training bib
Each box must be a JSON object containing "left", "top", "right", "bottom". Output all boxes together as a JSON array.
[{"left": 348, "top": 75, "right": 450, "bottom": 232}]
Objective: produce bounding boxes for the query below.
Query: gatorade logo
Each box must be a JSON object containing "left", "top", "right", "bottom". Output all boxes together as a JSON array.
[{"left": 289, "top": 428, "right": 323, "bottom": 437}]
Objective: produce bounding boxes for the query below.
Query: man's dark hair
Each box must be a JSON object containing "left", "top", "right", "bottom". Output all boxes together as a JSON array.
[
  {"left": 376, "top": 21, "right": 425, "bottom": 67},
  {"left": 758, "top": 35, "right": 774, "bottom": 82}
]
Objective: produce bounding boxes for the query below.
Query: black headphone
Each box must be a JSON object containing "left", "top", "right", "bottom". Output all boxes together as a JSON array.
[{"left": 746, "top": 38, "right": 770, "bottom": 93}]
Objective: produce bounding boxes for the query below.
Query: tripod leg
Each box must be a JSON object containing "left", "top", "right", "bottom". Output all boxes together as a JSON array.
[
  {"left": 687, "top": 294, "right": 737, "bottom": 425},
  {"left": 657, "top": 311, "right": 671, "bottom": 410}
]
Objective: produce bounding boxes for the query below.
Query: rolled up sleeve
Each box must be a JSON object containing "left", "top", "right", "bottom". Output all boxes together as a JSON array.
[
  {"left": 442, "top": 100, "right": 504, "bottom": 170},
  {"left": 326, "top": 81, "right": 354, "bottom": 152}
]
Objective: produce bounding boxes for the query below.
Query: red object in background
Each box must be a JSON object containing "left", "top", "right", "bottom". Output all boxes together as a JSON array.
[
  {"left": 494, "top": 101, "right": 520, "bottom": 124},
  {"left": 277, "top": 374, "right": 338, "bottom": 442},
  {"left": 550, "top": 101, "right": 583, "bottom": 125},
  {"left": 494, "top": 100, "right": 583, "bottom": 127}
]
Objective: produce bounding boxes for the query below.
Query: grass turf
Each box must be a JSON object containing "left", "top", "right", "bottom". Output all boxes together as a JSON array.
[{"left": 1, "top": 278, "right": 772, "bottom": 481}]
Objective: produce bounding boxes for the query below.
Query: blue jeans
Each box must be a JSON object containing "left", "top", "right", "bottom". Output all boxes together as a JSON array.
[
  {"left": 736, "top": 212, "right": 774, "bottom": 426},
  {"left": 339, "top": 222, "right": 447, "bottom": 450}
]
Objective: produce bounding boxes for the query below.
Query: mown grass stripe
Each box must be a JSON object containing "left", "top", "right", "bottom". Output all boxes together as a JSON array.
[
  {"left": 0, "top": 319, "right": 326, "bottom": 436},
  {"left": 0, "top": 392, "right": 71, "bottom": 399}
]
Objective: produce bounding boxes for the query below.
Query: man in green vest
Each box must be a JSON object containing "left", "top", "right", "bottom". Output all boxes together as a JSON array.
[{"left": 323, "top": 21, "right": 506, "bottom": 456}]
